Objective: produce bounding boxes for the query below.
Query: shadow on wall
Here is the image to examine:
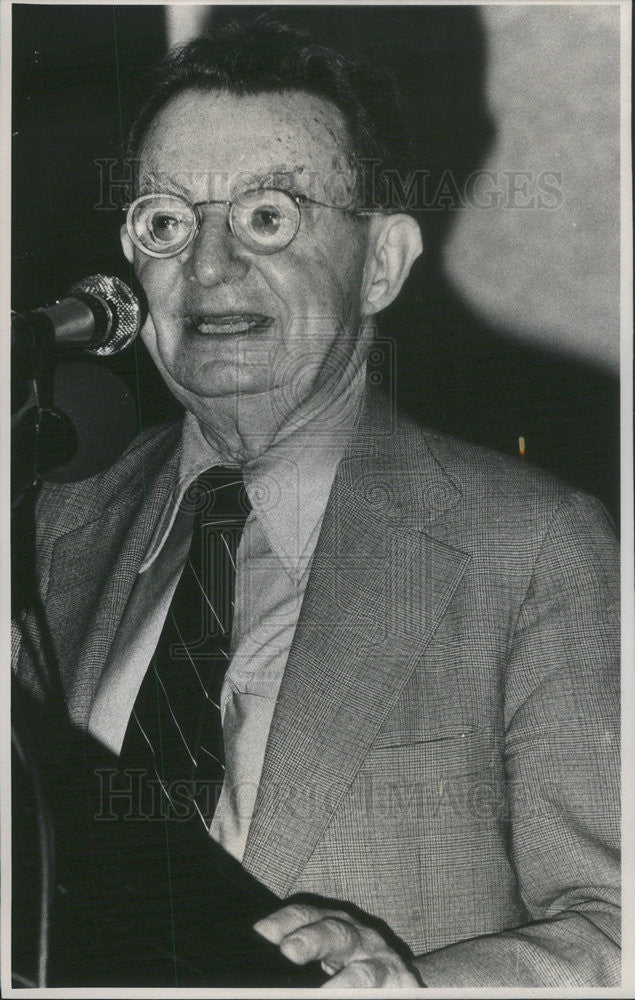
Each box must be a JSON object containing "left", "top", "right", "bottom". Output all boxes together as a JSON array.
[
  {"left": 11, "top": 5, "right": 619, "bottom": 519},
  {"left": 212, "top": 6, "right": 619, "bottom": 520}
]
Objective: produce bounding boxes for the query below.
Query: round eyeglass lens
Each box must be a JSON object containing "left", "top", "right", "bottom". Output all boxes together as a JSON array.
[
  {"left": 128, "top": 194, "right": 197, "bottom": 257},
  {"left": 231, "top": 189, "right": 300, "bottom": 253}
]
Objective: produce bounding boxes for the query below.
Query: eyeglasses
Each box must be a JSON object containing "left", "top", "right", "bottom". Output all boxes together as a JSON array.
[{"left": 125, "top": 188, "right": 376, "bottom": 258}]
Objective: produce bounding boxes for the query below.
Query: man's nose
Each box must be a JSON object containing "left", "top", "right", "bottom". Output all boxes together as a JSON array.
[{"left": 181, "top": 209, "right": 249, "bottom": 286}]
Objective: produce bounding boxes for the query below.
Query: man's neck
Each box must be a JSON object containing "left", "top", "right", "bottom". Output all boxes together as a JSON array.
[{"left": 196, "top": 362, "right": 368, "bottom": 467}]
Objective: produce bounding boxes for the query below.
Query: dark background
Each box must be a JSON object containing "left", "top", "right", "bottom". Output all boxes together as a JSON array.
[{"left": 12, "top": 4, "right": 620, "bottom": 520}]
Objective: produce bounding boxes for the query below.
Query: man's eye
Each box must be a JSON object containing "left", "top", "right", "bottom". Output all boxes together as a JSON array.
[
  {"left": 149, "top": 213, "right": 184, "bottom": 242},
  {"left": 249, "top": 207, "right": 282, "bottom": 235}
]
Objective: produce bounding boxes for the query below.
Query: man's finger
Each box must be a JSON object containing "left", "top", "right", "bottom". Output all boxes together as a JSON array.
[
  {"left": 326, "top": 957, "right": 421, "bottom": 988},
  {"left": 325, "top": 958, "right": 386, "bottom": 987},
  {"left": 279, "top": 915, "right": 360, "bottom": 965},
  {"left": 253, "top": 903, "right": 335, "bottom": 945}
]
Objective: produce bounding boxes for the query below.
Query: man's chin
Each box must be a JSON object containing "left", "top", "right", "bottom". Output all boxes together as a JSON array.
[
  {"left": 161, "top": 360, "right": 271, "bottom": 400},
  {"left": 159, "top": 369, "right": 291, "bottom": 431}
]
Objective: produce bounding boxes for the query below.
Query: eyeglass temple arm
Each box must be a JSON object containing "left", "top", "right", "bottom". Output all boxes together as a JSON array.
[{"left": 296, "top": 194, "right": 381, "bottom": 217}]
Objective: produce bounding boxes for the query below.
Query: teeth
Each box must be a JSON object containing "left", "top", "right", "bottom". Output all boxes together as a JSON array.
[
  {"left": 198, "top": 320, "right": 254, "bottom": 334},
  {"left": 191, "top": 314, "right": 270, "bottom": 335}
]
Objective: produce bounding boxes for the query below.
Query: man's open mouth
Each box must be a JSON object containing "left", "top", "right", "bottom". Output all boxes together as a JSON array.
[{"left": 187, "top": 314, "right": 275, "bottom": 336}]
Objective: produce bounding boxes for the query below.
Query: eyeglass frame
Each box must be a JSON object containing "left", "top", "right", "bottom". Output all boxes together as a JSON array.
[{"left": 123, "top": 187, "right": 380, "bottom": 259}]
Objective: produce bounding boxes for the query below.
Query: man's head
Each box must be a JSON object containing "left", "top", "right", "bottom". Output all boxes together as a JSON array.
[{"left": 121, "top": 19, "right": 422, "bottom": 457}]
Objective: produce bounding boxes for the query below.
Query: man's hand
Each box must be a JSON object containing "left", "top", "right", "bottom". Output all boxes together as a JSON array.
[{"left": 253, "top": 902, "right": 423, "bottom": 987}]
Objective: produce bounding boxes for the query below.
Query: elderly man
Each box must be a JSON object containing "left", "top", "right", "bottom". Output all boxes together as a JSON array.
[{"left": 13, "top": 19, "right": 619, "bottom": 988}]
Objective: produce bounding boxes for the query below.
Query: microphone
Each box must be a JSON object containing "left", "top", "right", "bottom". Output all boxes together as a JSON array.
[{"left": 13, "top": 274, "right": 142, "bottom": 357}]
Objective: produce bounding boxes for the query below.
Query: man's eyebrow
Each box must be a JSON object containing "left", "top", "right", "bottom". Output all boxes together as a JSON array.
[
  {"left": 236, "top": 164, "right": 308, "bottom": 191},
  {"left": 138, "top": 166, "right": 309, "bottom": 200},
  {"left": 138, "top": 170, "right": 193, "bottom": 197}
]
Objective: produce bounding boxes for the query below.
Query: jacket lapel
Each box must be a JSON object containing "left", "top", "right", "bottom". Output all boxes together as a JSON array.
[
  {"left": 243, "top": 393, "right": 471, "bottom": 895},
  {"left": 43, "top": 429, "right": 181, "bottom": 726}
]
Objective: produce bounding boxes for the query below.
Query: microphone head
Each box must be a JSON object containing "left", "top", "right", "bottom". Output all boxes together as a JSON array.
[{"left": 67, "top": 274, "right": 142, "bottom": 356}]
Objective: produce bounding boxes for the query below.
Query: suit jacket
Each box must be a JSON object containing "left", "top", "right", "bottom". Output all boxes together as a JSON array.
[{"left": 13, "top": 386, "right": 620, "bottom": 986}]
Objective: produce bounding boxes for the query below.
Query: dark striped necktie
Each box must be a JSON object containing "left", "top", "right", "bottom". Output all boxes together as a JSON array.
[{"left": 118, "top": 467, "right": 251, "bottom": 828}]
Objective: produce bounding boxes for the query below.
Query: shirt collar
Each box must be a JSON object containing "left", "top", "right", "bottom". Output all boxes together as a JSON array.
[
  {"left": 140, "top": 364, "right": 366, "bottom": 578},
  {"left": 139, "top": 413, "right": 228, "bottom": 573}
]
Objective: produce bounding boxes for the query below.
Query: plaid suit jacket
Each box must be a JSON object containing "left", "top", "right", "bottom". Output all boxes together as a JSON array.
[{"left": 13, "top": 386, "right": 620, "bottom": 986}]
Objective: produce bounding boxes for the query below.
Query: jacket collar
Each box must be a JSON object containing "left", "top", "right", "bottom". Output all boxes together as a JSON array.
[
  {"left": 37, "top": 423, "right": 182, "bottom": 725},
  {"left": 338, "top": 382, "right": 462, "bottom": 523}
]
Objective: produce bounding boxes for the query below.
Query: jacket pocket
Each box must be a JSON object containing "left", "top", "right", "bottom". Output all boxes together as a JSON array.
[{"left": 357, "top": 727, "right": 500, "bottom": 781}]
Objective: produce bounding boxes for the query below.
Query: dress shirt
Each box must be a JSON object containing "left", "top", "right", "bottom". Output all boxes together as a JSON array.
[{"left": 88, "top": 366, "right": 366, "bottom": 860}]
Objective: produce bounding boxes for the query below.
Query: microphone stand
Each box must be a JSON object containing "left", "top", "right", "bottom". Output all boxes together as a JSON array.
[
  {"left": 11, "top": 309, "right": 72, "bottom": 987},
  {"left": 11, "top": 291, "right": 149, "bottom": 988}
]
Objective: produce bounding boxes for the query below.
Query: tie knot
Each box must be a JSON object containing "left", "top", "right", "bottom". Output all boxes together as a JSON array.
[{"left": 181, "top": 467, "right": 251, "bottom": 523}]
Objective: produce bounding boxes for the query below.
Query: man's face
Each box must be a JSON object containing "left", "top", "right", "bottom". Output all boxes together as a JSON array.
[{"left": 125, "top": 88, "right": 375, "bottom": 433}]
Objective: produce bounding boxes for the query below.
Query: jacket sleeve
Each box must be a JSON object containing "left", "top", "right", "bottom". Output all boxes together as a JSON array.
[{"left": 413, "top": 490, "right": 620, "bottom": 987}]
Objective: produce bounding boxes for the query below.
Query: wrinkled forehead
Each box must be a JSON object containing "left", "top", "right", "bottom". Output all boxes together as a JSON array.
[{"left": 136, "top": 88, "right": 357, "bottom": 205}]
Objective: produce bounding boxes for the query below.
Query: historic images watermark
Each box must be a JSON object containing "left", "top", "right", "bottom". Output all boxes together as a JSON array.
[
  {"left": 93, "top": 766, "right": 585, "bottom": 827},
  {"left": 94, "top": 158, "right": 564, "bottom": 213}
]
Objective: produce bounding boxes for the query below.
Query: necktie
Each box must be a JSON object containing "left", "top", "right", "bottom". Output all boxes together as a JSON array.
[{"left": 118, "top": 467, "right": 251, "bottom": 828}]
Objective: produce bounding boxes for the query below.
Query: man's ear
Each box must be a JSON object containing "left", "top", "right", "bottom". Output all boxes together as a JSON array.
[
  {"left": 120, "top": 223, "right": 135, "bottom": 264},
  {"left": 361, "top": 214, "right": 423, "bottom": 316}
]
